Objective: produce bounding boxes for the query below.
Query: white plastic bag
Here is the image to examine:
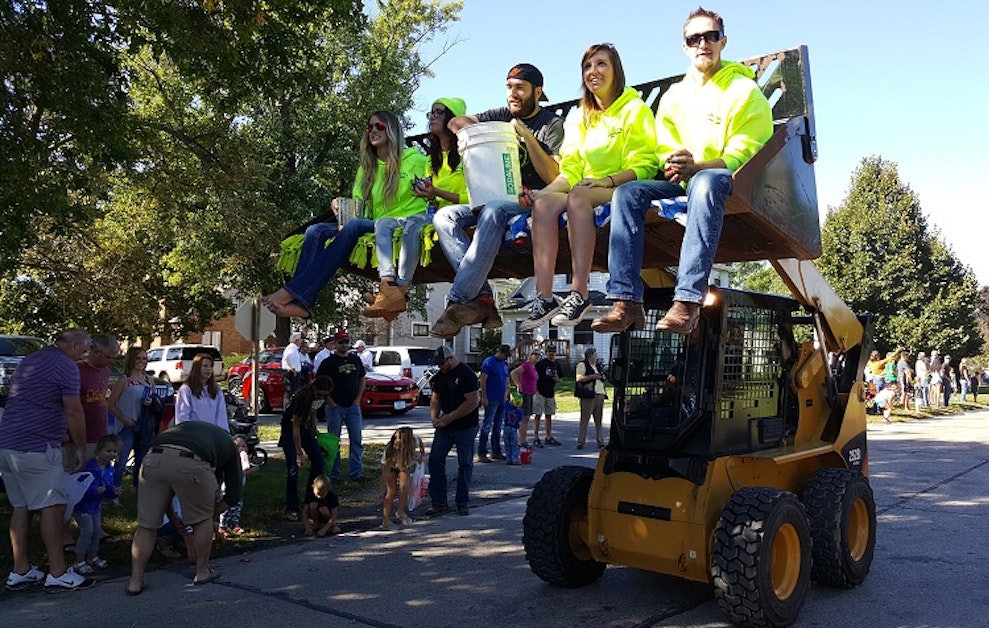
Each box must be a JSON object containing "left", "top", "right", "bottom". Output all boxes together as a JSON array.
[
  {"left": 62, "top": 472, "right": 94, "bottom": 522},
  {"left": 407, "top": 463, "right": 429, "bottom": 512}
]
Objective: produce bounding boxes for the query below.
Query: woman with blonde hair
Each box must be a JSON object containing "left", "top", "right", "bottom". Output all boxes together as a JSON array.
[
  {"left": 522, "top": 43, "right": 658, "bottom": 331},
  {"left": 174, "top": 353, "right": 226, "bottom": 428},
  {"left": 263, "top": 110, "right": 428, "bottom": 320}
]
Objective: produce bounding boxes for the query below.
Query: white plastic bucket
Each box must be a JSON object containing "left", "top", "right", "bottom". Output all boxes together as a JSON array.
[{"left": 457, "top": 122, "right": 523, "bottom": 207}]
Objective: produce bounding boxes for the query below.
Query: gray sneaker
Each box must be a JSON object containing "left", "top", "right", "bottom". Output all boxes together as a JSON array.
[
  {"left": 551, "top": 291, "right": 591, "bottom": 327},
  {"left": 5, "top": 566, "right": 44, "bottom": 591},
  {"left": 44, "top": 567, "right": 95, "bottom": 593},
  {"left": 519, "top": 296, "right": 560, "bottom": 332}
]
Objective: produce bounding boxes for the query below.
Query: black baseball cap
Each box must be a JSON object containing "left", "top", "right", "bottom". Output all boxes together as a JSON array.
[
  {"left": 433, "top": 345, "right": 455, "bottom": 365},
  {"left": 507, "top": 63, "right": 548, "bottom": 101}
]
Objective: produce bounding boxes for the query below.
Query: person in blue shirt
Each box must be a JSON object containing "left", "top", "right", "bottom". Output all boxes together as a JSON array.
[{"left": 477, "top": 344, "right": 511, "bottom": 462}]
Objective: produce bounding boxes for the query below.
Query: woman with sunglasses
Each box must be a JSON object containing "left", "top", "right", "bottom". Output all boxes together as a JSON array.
[
  {"left": 279, "top": 375, "right": 333, "bottom": 521},
  {"left": 263, "top": 111, "right": 428, "bottom": 320},
  {"left": 364, "top": 98, "right": 469, "bottom": 317},
  {"left": 521, "top": 43, "right": 658, "bottom": 332}
]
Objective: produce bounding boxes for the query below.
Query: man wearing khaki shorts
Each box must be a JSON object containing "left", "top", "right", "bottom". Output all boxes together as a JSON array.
[
  {"left": 127, "top": 421, "right": 242, "bottom": 594},
  {"left": 532, "top": 346, "right": 563, "bottom": 447},
  {"left": 0, "top": 329, "right": 93, "bottom": 592}
]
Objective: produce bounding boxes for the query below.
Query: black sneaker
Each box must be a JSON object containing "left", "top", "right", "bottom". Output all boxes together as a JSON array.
[
  {"left": 551, "top": 291, "right": 591, "bottom": 327},
  {"left": 519, "top": 296, "right": 560, "bottom": 332}
]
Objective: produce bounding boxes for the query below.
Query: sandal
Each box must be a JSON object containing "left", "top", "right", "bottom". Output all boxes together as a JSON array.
[
  {"left": 193, "top": 568, "right": 221, "bottom": 586},
  {"left": 399, "top": 515, "right": 413, "bottom": 526}
]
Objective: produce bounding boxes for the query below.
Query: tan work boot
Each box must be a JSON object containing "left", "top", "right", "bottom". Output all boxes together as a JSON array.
[
  {"left": 591, "top": 300, "right": 645, "bottom": 333},
  {"left": 362, "top": 283, "right": 408, "bottom": 318},
  {"left": 428, "top": 295, "right": 501, "bottom": 338},
  {"left": 655, "top": 301, "right": 700, "bottom": 334}
]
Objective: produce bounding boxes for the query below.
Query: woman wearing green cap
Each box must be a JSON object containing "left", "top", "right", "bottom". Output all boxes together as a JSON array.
[{"left": 363, "top": 98, "right": 469, "bottom": 317}]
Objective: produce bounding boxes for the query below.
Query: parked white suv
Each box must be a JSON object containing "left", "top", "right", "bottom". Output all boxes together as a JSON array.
[
  {"left": 368, "top": 345, "right": 437, "bottom": 405},
  {"left": 146, "top": 344, "right": 224, "bottom": 386}
]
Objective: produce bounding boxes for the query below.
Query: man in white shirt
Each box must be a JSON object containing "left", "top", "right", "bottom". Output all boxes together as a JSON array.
[
  {"left": 355, "top": 340, "right": 374, "bottom": 373},
  {"left": 313, "top": 337, "right": 333, "bottom": 373},
  {"left": 281, "top": 332, "right": 305, "bottom": 401}
]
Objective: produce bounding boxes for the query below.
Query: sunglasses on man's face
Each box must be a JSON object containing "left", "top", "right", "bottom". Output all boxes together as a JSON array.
[
  {"left": 685, "top": 30, "right": 723, "bottom": 47},
  {"left": 337, "top": 339, "right": 351, "bottom": 344},
  {"left": 366, "top": 121, "right": 386, "bottom": 133}
]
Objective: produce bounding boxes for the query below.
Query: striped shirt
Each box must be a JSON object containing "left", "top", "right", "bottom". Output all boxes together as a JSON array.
[{"left": 0, "top": 345, "right": 80, "bottom": 452}]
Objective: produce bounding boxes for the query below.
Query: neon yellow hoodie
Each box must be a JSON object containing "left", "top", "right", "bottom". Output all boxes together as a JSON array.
[
  {"left": 352, "top": 147, "right": 429, "bottom": 219},
  {"left": 656, "top": 60, "right": 772, "bottom": 173},
  {"left": 428, "top": 150, "right": 468, "bottom": 207},
  {"left": 559, "top": 86, "right": 659, "bottom": 187}
]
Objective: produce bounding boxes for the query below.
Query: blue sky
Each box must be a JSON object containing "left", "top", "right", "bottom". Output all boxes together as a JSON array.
[{"left": 412, "top": 0, "right": 989, "bottom": 285}]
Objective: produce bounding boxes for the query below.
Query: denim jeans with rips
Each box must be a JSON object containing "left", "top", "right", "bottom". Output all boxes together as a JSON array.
[{"left": 433, "top": 200, "right": 529, "bottom": 304}]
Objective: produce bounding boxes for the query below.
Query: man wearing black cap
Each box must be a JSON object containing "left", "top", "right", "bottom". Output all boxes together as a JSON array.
[
  {"left": 425, "top": 345, "right": 480, "bottom": 516},
  {"left": 430, "top": 63, "right": 565, "bottom": 339},
  {"left": 315, "top": 330, "right": 366, "bottom": 480}
]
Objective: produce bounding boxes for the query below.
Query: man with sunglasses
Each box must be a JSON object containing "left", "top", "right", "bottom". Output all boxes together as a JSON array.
[
  {"left": 315, "top": 330, "right": 366, "bottom": 481},
  {"left": 593, "top": 7, "right": 773, "bottom": 335},
  {"left": 430, "top": 63, "right": 565, "bottom": 338}
]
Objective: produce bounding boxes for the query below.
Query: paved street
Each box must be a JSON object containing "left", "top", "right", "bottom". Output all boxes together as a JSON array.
[{"left": 2, "top": 408, "right": 988, "bottom": 627}]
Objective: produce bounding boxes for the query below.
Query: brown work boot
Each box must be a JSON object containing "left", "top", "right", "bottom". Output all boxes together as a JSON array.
[
  {"left": 429, "top": 308, "right": 462, "bottom": 339},
  {"left": 655, "top": 301, "right": 700, "bottom": 334},
  {"left": 591, "top": 300, "right": 645, "bottom": 333}
]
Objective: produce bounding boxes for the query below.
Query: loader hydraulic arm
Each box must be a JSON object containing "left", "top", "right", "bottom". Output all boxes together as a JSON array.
[{"left": 770, "top": 259, "right": 863, "bottom": 354}]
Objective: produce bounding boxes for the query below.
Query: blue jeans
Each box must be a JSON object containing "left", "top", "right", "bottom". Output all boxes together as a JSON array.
[
  {"left": 280, "top": 425, "right": 324, "bottom": 514},
  {"left": 434, "top": 200, "right": 529, "bottom": 304},
  {"left": 374, "top": 214, "right": 430, "bottom": 284},
  {"left": 284, "top": 219, "right": 375, "bottom": 312},
  {"left": 325, "top": 404, "right": 363, "bottom": 480},
  {"left": 113, "top": 426, "right": 135, "bottom": 488},
  {"left": 478, "top": 398, "right": 505, "bottom": 457},
  {"left": 606, "top": 171, "right": 733, "bottom": 303},
  {"left": 428, "top": 425, "right": 477, "bottom": 509},
  {"left": 502, "top": 425, "right": 520, "bottom": 464}
]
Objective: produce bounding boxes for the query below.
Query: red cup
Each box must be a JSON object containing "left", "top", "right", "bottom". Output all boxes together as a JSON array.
[{"left": 520, "top": 449, "right": 533, "bottom": 464}]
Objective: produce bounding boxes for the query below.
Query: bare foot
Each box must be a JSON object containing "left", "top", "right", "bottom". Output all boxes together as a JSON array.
[
  {"left": 262, "top": 288, "right": 293, "bottom": 307},
  {"left": 269, "top": 300, "right": 311, "bottom": 319},
  {"left": 380, "top": 520, "right": 395, "bottom": 530},
  {"left": 399, "top": 515, "right": 412, "bottom": 526}
]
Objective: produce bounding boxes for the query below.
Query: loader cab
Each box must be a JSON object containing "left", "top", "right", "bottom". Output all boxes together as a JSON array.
[{"left": 605, "top": 286, "right": 802, "bottom": 482}]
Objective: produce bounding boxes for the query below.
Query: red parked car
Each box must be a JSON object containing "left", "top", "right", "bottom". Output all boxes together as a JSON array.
[{"left": 239, "top": 348, "right": 418, "bottom": 414}]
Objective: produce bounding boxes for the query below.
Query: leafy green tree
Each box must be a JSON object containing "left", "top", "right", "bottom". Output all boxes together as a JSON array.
[
  {"left": 0, "top": 1, "right": 132, "bottom": 272},
  {"left": 0, "top": 0, "right": 462, "bottom": 339},
  {"left": 817, "top": 156, "right": 982, "bottom": 356}
]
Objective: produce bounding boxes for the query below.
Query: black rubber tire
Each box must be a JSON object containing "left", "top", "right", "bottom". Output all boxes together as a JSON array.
[
  {"left": 257, "top": 388, "right": 271, "bottom": 413},
  {"left": 802, "top": 468, "right": 876, "bottom": 588},
  {"left": 712, "top": 487, "right": 811, "bottom": 628},
  {"left": 523, "top": 465, "right": 605, "bottom": 587},
  {"left": 250, "top": 447, "right": 267, "bottom": 467},
  {"left": 227, "top": 375, "right": 242, "bottom": 396}
]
